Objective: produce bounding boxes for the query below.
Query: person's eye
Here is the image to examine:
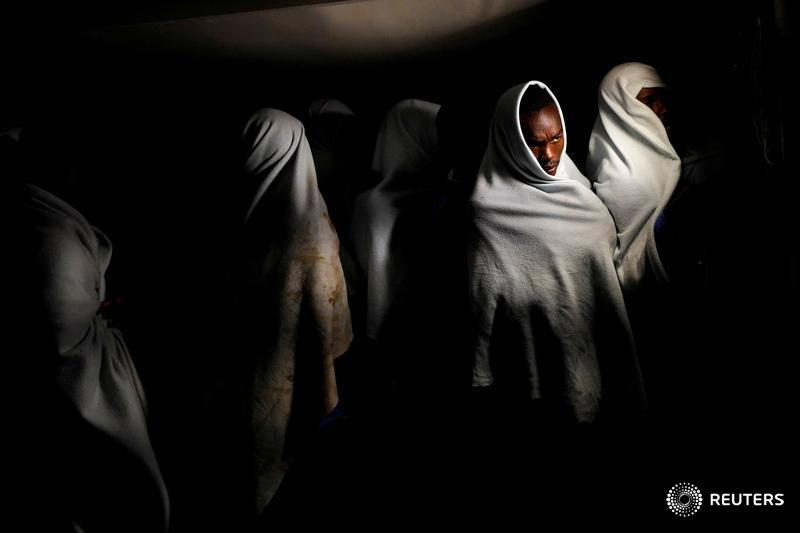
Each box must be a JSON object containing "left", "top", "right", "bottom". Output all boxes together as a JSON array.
[{"left": 551, "top": 136, "right": 561, "bottom": 143}]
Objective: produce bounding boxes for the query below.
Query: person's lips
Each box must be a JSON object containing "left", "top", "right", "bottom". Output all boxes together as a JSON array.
[{"left": 542, "top": 161, "right": 558, "bottom": 173}]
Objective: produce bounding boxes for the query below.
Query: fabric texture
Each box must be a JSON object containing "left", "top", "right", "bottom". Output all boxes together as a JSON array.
[
  {"left": 587, "top": 62, "right": 682, "bottom": 291},
  {"left": 349, "top": 99, "right": 443, "bottom": 340},
  {"left": 234, "top": 108, "right": 352, "bottom": 513},
  {"left": 19, "top": 183, "right": 170, "bottom": 532},
  {"left": 468, "top": 81, "right": 645, "bottom": 423}
]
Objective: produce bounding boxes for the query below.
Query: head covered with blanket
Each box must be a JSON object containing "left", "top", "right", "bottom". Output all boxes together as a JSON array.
[
  {"left": 234, "top": 108, "right": 352, "bottom": 513},
  {"left": 587, "top": 62, "right": 681, "bottom": 291},
  {"left": 468, "top": 81, "right": 646, "bottom": 423},
  {"left": 349, "top": 98, "right": 444, "bottom": 341},
  {"left": 17, "top": 182, "right": 170, "bottom": 532}
]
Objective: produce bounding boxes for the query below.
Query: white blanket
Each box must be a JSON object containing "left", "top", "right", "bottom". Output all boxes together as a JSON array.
[
  {"left": 20, "top": 183, "right": 169, "bottom": 532},
  {"left": 349, "top": 99, "right": 442, "bottom": 340},
  {"left": 468, "top": 81, "right": 645, "bottom": 422},
  {"left": 587, "top": 62, "right": 681, "bottom": 291},
  {"left": 235, "top": 108, "right": 352, "bottom": 513}
]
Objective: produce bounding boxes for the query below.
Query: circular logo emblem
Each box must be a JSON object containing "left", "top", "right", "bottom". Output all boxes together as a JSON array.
[{"left": 666, "top": 483, "right": 703, "bottom": 517}]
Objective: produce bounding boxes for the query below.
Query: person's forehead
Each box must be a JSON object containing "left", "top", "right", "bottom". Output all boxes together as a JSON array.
[
  {"left": 637, "top": 86, "right": 666, "bottom": 96},
  {"left": 523, "top": 107, "right": 562, "bottom": 130}
]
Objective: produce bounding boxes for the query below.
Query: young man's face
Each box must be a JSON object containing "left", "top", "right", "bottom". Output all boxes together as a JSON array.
[
  {"left": 520, "top": 104, "right": 564, "bottom": 176},
  {"left": 636, "top": 86, "right": 672, "bottom": 136}
]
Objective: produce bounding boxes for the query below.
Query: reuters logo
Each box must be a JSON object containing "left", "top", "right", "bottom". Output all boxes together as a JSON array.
[{"left": 666, "top": 483, "right": 703, "bottom": 517}]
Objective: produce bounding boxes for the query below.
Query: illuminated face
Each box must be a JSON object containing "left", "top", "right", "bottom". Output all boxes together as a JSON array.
[
  {"left": 636, "top": 86, "right": 672, "bottom": 136},
  {"left": 520, "top": 104, "right": 564, "bottom": 176}
]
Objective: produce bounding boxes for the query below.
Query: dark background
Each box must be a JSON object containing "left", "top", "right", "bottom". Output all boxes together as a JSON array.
[{"left": 2, "top": 0, "right": 796, "bottom": 529}]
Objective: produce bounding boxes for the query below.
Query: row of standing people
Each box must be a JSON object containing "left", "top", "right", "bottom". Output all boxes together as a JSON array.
[
  {"left": 348, "top": 63, "right": 680, "bottom": 423},
  {"left": 8, "top": 62, "right": 685, "bottom": 530}
]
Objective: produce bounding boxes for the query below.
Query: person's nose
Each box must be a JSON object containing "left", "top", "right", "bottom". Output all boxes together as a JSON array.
[{"left": 543, "top": 143, "right": 556, "bottom": 162}]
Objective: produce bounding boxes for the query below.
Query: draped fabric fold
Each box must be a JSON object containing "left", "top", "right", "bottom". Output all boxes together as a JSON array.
[
  {"left": 233, "top": 108, "right": 352, "bottom": 513},
  {"left": 468, "top": 82, "right": 645, "bottom": 422},
  {"left": 19, "top": 183, "right": 170, "bottom": 533},
  {"left": 349, "top": 99, "right": 443, "bottom": 340},
  {"left": 587, "top": 62, "right": 681, "bottom": 291}
]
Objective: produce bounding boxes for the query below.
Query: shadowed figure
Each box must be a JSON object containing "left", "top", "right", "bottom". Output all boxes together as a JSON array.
[
  {"left": 349, "top": 99, "right": 445, "bottom": 343},
  {"left": 347, "top": 99, "right": 461, "bottom": 409},
  {"left": 227, "top": 108, "right": 353, "bottom": 517},
  {"left": 303, "top": 98, "right": 374, "bottom": 312},
  {"left": 587, "top": 62, "right": 682, "bottom": 292},
  {"left": 15, "top": 179, "right": 170, "bottom": 532}
]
